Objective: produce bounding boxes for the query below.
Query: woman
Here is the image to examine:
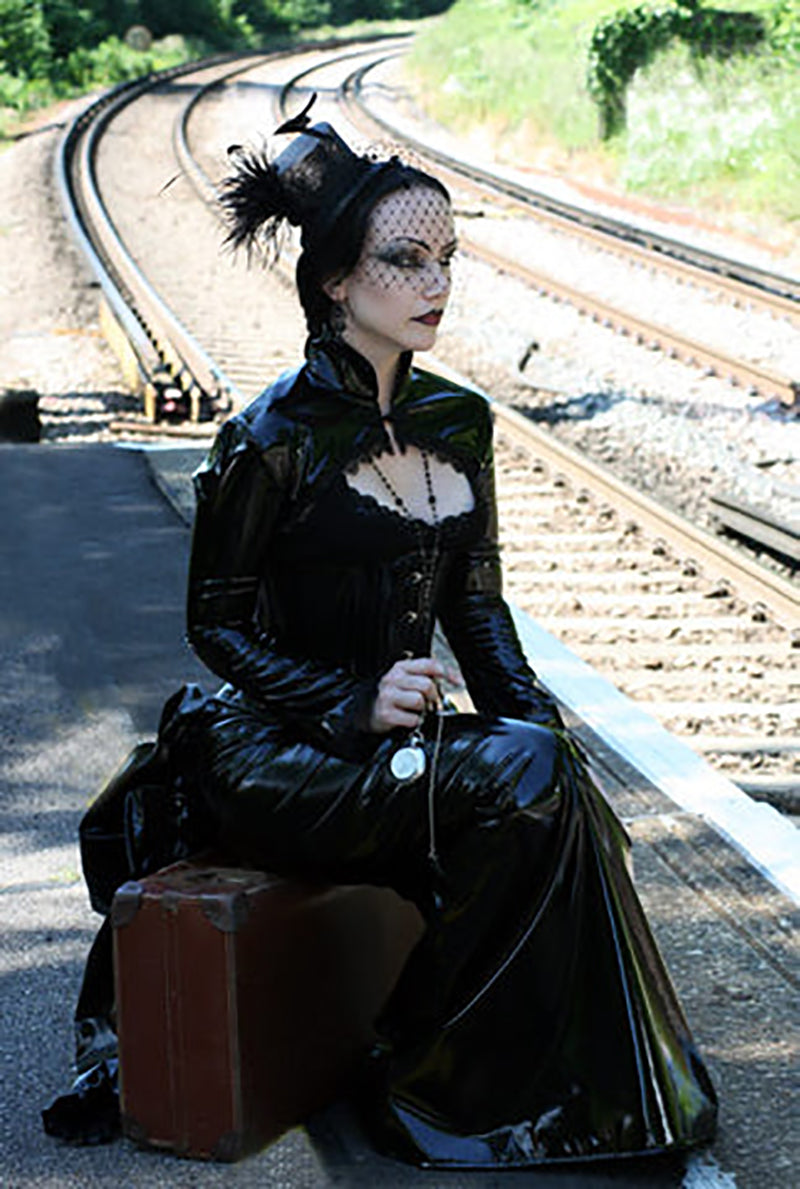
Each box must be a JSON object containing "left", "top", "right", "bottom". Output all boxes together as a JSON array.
[{"left": 44, "top": 100, "right": 717, "bottom": 1167}]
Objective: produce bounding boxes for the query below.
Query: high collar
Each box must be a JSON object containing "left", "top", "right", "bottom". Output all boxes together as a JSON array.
[
  {"left": 304, "top": 334, "right": 413, "bottom": 412},
  {"left": 246, "top": 333, "right": 491, "bottom": 482}
]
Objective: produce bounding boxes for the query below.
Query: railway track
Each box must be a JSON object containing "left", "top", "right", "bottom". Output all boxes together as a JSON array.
[
  {"left": 57, "top": 42, "right": 799, "bottom": 819},
  {"left": 490, "top": 409, "right": 799, "bottom": 815},
  {"left": 334, "top": 56, "right": 800, "bottom": 408},
  {"left": 279, "top": 54, "right": 800, "bottom": 568}
]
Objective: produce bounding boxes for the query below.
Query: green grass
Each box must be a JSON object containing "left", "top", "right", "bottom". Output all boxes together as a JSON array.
[
  {"left": 407, "top": 0, "right": 800, "bottom": 231},
  {"left": 4, "top": 3, "right": 796, "bottom": 231},
  {"left": 623, "top": 42, "right": 800, "bottom": 223},
  {"left": 409, "top": 0, "right": 609, "bottom": 149}
]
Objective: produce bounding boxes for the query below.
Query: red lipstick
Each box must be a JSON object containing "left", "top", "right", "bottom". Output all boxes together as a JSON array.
[{"left": 414, "top": 310, "right": 443, "bottom": 326}]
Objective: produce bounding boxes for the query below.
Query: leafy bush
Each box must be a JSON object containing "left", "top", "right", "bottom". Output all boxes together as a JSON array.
[
  {"left": 0, "top": 64, "right": 28, "bottom": 105},
  {"left": 58, "top": 33, "right": 188, "bottom": 88},
  {"left": 767, "top": 0, "right": 800, "bottom": 57},
  {"left": 588, "top": 1, "right": 767, "bottom": 138},
  {"left": 407, "top": 0, "right": 797, "bottom": 228},
  {"left": 239, "top": 0, "right": 448, "bottom": 31},
  {"left": 676, "top": 0, "right": 766, "bottom": 59},
  {"left": 0, "top": 0, "right": 52, "bottom": 77},
  {"left": 327, "top": 0, "right": 449, "bottom": 20},
  {"left": 234, "top": 0, "right": 293, "bottom": 32},
  {"left": 587, "top": 5, "right": 677, "bottom": 136},
  {"left": 41, "top": 0, "right": 109, "bottom": 59},
  {"left": 267, "top": 0, "right": 330, "bottom": 31},
  {"left": 0, "top": 0, "right": 434, "bottom": 137},
  {"left": 623, "top": 39, "right": 799, "bottom": 219},
  {"left": 138, "top": 0, "right": 238, "bottom": 40}
]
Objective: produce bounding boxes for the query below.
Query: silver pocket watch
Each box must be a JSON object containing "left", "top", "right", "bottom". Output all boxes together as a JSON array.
[{"left": 390, "top": 728, "right": 427, "bottom": 783}]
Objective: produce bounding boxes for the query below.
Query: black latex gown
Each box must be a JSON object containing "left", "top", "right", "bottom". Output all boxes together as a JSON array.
[{"left": 80, "top": 336, "right": 717, "bottom": 1167}]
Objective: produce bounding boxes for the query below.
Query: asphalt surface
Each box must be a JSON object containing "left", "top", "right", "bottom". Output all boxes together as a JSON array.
[{"left": 1, "top": 441, "right": 797, "bottom": 1188}]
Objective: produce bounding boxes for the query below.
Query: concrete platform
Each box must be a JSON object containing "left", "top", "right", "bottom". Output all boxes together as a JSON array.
[{"left": 0, "top": 442, "right": 797, "bottom": 1188}]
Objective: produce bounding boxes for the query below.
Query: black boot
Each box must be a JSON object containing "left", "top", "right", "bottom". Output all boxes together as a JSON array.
[
  {"left": 41, "top": 1057, "right": 120, "bottom": 1145},
  {"left": 42, "top": 1005, "right": 120, "bottom": 1146}
]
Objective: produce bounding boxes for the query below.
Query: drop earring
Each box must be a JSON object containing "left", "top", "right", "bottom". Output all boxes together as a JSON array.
[{"left": 329, "top": 299, "right": 346, "bottom": 338}]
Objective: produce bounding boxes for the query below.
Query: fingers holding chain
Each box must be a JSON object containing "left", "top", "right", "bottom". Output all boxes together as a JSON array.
[{"left": 370, "top": 657, "right": 447, "bottom": 734}]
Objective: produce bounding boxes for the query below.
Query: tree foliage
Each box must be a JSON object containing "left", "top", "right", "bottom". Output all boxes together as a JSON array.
[
  {"left": 0, "top": 0, "right": 453, "bottom": 125},
  {"left": 0, "top": 0, "right": 51, "bottom": 77},
  {"left": 42, "top": 1, "right": 109, "bottom": 59},
  {"left": 1, "top": 0, "right": 452, "bottom": 83},
  {"left": 587, "top": 1, "right": 768, "bottom": 138}
]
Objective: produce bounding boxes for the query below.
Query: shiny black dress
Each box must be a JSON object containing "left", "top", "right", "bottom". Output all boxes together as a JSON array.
[{"left": 84, "top": 335, "right": 718, "bottom": 1166}]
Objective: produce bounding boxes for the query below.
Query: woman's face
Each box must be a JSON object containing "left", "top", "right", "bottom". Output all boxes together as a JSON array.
[{"left": 327, "top": 185, "right": 456, "bottom": 363}]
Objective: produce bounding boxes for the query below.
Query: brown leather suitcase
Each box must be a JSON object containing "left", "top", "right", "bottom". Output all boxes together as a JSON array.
[{"left": 111, "top": 860, "right": 423, "bottom": 1161}]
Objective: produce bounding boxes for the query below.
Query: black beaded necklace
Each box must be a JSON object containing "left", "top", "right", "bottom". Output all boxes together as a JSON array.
[
  {"left": 368, "top": 447, "right": 440, "bottom": 623},
  {"left": 368, "top": 448, "right": 445, "bottom": 877},
  {"left": 367, "top": 444, "right": 439, "bottom": 520}
]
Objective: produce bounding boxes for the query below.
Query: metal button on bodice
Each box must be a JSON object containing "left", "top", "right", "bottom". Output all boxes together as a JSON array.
[
  {"left": 408, "top": 571, "right": 423, "bottom": 586},
  {"left": 404, "top": 610, "right": 419, "bottom": 624}
]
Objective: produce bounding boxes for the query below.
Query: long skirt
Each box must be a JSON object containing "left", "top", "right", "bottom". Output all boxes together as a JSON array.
[{"left": 77, "top": 683, "right": 717, "bottom": 1168}]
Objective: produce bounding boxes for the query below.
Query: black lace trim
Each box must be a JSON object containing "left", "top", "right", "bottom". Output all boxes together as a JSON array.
[{"left": 342, "top": 477, "right": 480, "bottom": 546}]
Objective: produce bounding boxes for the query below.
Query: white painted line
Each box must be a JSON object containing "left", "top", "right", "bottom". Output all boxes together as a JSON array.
[
  {"left": 113, "top": 440, "right": 209, "bottom": 451},
  {"left": 512, "top": 604, "right": 800, "bottom": 906},
  {"left": 683, "top": 1152, "right": 738, "bottom": 1187}
]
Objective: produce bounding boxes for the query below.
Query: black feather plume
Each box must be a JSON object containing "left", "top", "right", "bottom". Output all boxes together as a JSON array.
[{"left": 218, "top": 144, "right": 292, "bottom": 256}]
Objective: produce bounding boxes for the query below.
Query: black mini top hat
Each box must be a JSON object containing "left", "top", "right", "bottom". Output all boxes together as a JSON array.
[{"left": 220, "top": 94, "right": 392, "bottom": 254}]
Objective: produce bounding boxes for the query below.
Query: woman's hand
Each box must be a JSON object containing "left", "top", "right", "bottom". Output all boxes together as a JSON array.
[{"left": 369, "top": 657, "right": 444, "bottom": 733}]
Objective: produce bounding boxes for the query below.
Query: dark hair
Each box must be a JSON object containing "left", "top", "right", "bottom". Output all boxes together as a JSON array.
[
  {"left": 218, "top": 106, "right": 451, "bottom": 338},
  {"left": 296, "top": 163, "right": 450, "bottom": 338}
]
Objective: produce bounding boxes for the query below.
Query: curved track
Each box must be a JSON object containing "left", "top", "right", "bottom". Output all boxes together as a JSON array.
[
  {"left": 344, "top": 56, "right": 800, "bottom": 309},
  {"left": 336, "top": 56, "right": 799, "bottom": 409},
  {"left": 280, "top": 52, "right": 800, "bottom": 567},
  {"left": 58, "top": 42, "right": 799, "bottom": 818}
]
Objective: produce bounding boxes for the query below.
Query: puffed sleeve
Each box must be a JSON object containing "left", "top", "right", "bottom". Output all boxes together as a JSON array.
[
  {"left": 186, "top": 418, "right": 378, "bottom": 760},
  {"left": 438, "top": 415, "right": 564, "bottom": 728}
]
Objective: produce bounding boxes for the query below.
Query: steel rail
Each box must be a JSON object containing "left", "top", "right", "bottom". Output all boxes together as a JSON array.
[
  {"left": 81, "top": 45, "right": 797, "bottom": 821},
  {"left": 81, "top": 88, "right": 236, "bottom": 419},
  {"left": 180, "top": 45, "right": 800, "bottom": 617},
  {"left": 491, "top": 402, "right": 799, "bottom": 627},
  {"left": 70, "top": 49, "right": 798, "bottom": 633},
  {"left": 60, "top": 38, "right": 405, "bottom": 422},
  {"left": 268, "top": 49, "right": 800, "bottom": 611},
  {"left": 274, "top": 37, "right": 408, "bottom": 118},
  {"left": 56, "top": 79, "right": 170, "bottom": 393},
  {"left": 70, "top": 45, "right": 797, "bottom": 604},
  {"left": 332, "top": 58, "right": 798, "bottom": 406},
  {"left": 711, "top": 491, "right": 800, "bottom": 566},
  {"left": 460, "top": 236, "right": 797, "bottom": 405},
  {"left": 57, "top": 55, "right": 265, "bottom": 417},
  {"left": 343, "top": 54, "right": 800, "bottom": 311},
  {"left": 174, "top": 34, "right": 410, "bottom": 208}
]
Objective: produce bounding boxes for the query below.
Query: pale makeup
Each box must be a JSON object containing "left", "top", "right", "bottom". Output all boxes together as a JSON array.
[
  {"left": 326, "top": 186, "right": 458, "bottom": 382},
  {"left": 331, "top": 185, "right": 472, "bottom": 524}
]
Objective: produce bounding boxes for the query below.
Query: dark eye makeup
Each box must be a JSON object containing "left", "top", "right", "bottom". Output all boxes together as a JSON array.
[
  {"left": 374, "top": 248, "right": 426, "bottom": 269},
  {"left": 371, "top": 243, "right": 459, "bottom": 271}
]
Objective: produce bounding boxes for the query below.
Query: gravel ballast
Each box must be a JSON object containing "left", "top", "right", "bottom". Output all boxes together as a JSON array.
[{"left": 1, "top": 87, "right": 798, "bottom": 1189}]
